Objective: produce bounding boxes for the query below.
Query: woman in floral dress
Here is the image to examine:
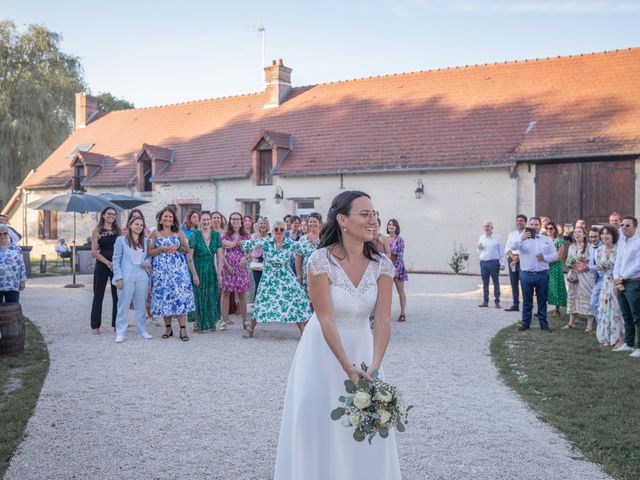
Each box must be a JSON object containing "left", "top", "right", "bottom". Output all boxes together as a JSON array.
[
  {"left": 546, "top": 222, "right": 567, "bottom": 316},
  {"left": 387, "top": 218, "right": 408, "bottom": 322},
  {"left": 596, "top": 225, "right": 625, "bottom": 348},
  {"left": 242, "top": 220, "right": 314, "bottom": 338},
  {"left": 562, "top": 226, "right": 595, "bottom": 333},
  {"left": 149, "top": 206, "right": 196, "bottom": 342},
  {"left": 188, "top": 212, "right": 223, "bottom": 333},
  {"left": 220, "top": 212, "right": 251, "bottom": 330},
  {"left": 294, "top": 212, "right": 323, "bottom": 297}
]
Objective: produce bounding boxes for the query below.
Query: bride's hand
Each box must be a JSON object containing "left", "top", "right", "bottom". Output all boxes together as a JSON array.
[{"left": 346, "top": 364, "right": 372, "bottom": 384}]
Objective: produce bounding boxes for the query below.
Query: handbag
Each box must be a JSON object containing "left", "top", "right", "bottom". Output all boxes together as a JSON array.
[
  {"left": 250, "top": 258, "right": 264, "bottom": 271},
  {"left": 566, "top": 269, "right": 579, "bottom": 284}
]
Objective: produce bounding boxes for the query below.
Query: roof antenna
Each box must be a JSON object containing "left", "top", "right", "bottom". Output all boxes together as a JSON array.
[{"left": 248, "top": 24, "right": 266, "bottom": 90}]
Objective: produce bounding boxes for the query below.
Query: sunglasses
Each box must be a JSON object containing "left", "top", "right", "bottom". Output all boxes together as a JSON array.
[
  {"left": 274, "top": 227, "right": 286, "bottom": 233},
  {"left": 545, "top": 226, "right": 555, "bottom": 230},
  {"left": 0, "top": 232, "right": 8, "bottom": 236},
  {"left": 621, "top": 224, "right": 633, "bottom": 228}
]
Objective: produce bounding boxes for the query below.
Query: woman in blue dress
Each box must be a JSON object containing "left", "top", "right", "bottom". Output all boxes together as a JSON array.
[{"left": 149, "top": 206, "right": 196, "bottom": 341}]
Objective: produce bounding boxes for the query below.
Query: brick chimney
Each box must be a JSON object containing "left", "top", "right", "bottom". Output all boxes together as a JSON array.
[
  {"left": 263, "top": 59, "right": 292, "bottom": 109},
  {"left": 74, "top": 92, "right": 98, "bottom": 129}
]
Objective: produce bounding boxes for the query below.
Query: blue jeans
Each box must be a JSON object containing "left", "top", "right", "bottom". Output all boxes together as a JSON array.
[
  {"left": 480, "top": 260, "right": 501, "bottom": 304},
  {"left": 520, "top": 271, "right": 549, "bottom": 329},
  {"left": 0, "top": 290, "right": 19, "bottom": 303},
  {"left": 590, "top": 276, "right": 602, "bottom": 320},
  {"left": 507, "top": 257, "right": 520, "bottom": 306}
]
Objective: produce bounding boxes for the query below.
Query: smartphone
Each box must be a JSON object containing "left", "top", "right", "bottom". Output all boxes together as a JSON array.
[{"left": 525, "top": 227, "right": 537, "bottom": 238}]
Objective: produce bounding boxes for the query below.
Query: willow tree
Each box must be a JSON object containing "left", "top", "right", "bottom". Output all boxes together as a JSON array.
[{"left": 0, "top": 20, "right": 85, "bottom": 208}]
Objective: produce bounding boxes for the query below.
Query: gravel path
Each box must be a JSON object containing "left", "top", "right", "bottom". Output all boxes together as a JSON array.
[{"left": 5, "top": 273, "right": 611, "bottom": 480}]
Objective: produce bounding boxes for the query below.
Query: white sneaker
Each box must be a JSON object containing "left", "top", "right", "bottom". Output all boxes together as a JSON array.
[
  {"left": 629, "top": 350, "right": 640, "bottom": 358},
  {"left": 138, "top": 332, "right": 153, "bottom": 340},
  {"left": 612, "top": 344, "right": 634, "bottom": 352},
  {"left": 115, "top": 335, "right": 125, "bottom": 343}
]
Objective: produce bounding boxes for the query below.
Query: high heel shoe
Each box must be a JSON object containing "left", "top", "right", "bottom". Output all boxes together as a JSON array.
[
  {"left": 161, "top": 326, "right": 173, "bottom": 339},
  {"left": 179, "top": 325, "right": 189, "bottom": 342}
]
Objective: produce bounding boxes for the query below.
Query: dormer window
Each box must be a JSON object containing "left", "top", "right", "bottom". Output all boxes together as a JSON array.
[
  {"left": 141, "top": 154, "right": 152, "bottom": 192},
  {"left": 70, "top": 151, "right": 103, "bottom": 191},
  {"left": 258, "top": 149, "right": 273, "bottom": 185},
  {"left": 72, "top": 164, "right": 85, "bottom": 191},
  {"left": 135, "top": 144, "right": 175, "bottom": 192}
]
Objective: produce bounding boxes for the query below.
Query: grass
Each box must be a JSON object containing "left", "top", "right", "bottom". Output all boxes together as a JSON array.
[
  {"left": 0, "top": 318, "right": 50, "bottom": 477},
  {"left": 491, "top": 314, "right": 640, "bottom": 480},
  {"left": 28, "top": 258, "right": 73, "bottom": 278}
]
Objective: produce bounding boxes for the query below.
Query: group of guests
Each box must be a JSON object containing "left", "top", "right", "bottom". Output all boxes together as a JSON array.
[
  {"left": 478, "top": 212, "right": 640, "bottom": 357},
  {"left": 89, "top": 206, "right": 410, "bottom": 342}
]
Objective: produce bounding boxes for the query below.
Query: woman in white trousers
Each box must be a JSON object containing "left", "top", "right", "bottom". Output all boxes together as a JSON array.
[{"left": 112, "top": 217, "right": 153, "bottom": 343}]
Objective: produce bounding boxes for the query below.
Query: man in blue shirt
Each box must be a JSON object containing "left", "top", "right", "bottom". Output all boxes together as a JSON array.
[{"left": 511, "top": 217, "right": 557, "bottom": 331}]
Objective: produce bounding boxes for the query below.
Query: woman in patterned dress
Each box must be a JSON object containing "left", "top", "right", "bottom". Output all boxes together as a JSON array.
[
  {"left": 294, "top": 212, "right": 323, "bottom": 297},
  {"left": 242, "top": 220, "right": 314, "bottom": 338},
  {"left": 562, "top": 226, "right": 596, "bottom": 333},
  {"left": 596, "top": 225, "right": 625, "bottom": 348},
  {"left": 188, "top": 211, "right": 223, "bottom": 333},
  {"left": 545, "top": 222, "right": 567, "bottom": 316},
  {"left": 220, "top": 212, "right": 251, "bottom": 330},
  {"left": 148, "top": 207, "right": 196, "bottom": 342},
  {"left": 387, "top": 218, "right": 408, "bottom": 322}
]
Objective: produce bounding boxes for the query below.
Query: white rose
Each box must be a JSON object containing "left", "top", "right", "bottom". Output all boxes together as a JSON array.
[
  {"left": 378, "top": 409, "right": 392, "bottom": 425},
  {"left": 349, "top": 414, "right": 361, "bottom": 426},
  {"left": 397, "top": 400, "right": 405, "bottom": 414},
  {"left": 353, "top": 391, "right": 372, "bottom": 409},
  {"left": 374, "top": 390, "right": 393, "bottom": 403}
]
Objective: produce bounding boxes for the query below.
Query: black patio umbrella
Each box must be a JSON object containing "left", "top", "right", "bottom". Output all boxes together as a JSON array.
[
  {"left": 27, "top": 192, "right": 124, "bottom": 288},
  {"left": 97, "top": 193, "right": 150, "bottom": 209}
]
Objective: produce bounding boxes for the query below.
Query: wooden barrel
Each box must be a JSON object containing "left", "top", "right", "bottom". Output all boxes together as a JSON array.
[{"left": 0, "top": 302, "right": 25, "bottom": 355}]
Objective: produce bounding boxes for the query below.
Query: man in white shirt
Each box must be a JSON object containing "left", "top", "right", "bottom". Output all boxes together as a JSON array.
[
  {"left": 477, "top": 220, "right": 505, "bottom": 309},
  {"left": 511, "top": 217, "right": 557, "bottom": 331},
  {"left": 612, "top": 216, "right": 640, "bottom": 357},
  {"left": 504, "top": 214, "right": 527, "bottom": 312}
]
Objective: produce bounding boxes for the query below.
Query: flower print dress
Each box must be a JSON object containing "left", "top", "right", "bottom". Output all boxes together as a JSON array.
[
  {"left": 596, "top": 246, "right": 624, "bottom": 344},
  {"left": 0, "top": 243, "right": 27, "bottom": 292},
  {"left": 389, "top": 236, "right": 408, "bottom": 282},
  {"left": 151, "top": 235, "right": 195, "bottom": 316},
  {"left": 242, "top": 237, "right": 314, "bottom": 323},
  {"left": 220, "top": 233, "right": 251, "bottom": 292}
]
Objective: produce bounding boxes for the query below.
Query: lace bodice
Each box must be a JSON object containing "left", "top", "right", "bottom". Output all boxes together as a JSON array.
[{"left": 307, "top": 248, "right": 394, "bottom": 328}]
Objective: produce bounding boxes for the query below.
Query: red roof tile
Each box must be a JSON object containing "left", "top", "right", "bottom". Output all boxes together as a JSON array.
[{"left": 22, "top": 48, "right": 640, "bottom": 188}]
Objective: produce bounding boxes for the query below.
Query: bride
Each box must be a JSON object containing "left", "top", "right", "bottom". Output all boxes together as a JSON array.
[{"left": 274, "top": 191, "right": 402, "bottom": 479}]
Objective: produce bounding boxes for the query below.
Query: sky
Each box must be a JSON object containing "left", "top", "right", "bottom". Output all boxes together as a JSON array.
[{"left": 3, "top": 0, "right": 640, "bottom": 107}]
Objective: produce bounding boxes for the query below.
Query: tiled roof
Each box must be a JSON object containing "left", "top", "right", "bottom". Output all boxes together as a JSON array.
[{"left": 22, "top": 48, "right": 640, "bottom": 188}]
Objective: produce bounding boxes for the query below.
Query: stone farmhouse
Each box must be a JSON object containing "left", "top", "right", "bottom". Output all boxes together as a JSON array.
[{"left": 3, "top": 48, "right": 640, "bottom": 273}]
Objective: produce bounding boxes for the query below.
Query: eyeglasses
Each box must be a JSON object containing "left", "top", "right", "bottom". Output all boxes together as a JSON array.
[
  {"left": 545, "top": 226, "right": 555, "bottom": 230},
  {"left": 621, "top": 224, "right": 634, "bottom": 228},
  {"left": 0, "top": 232, "right": 8, "bottom": 237},
  {"left": 349, "top": 210, "right": 379, "bottom": 221},
  {"left": 273, "top": 227, "right": 285, "bottom": 233}
]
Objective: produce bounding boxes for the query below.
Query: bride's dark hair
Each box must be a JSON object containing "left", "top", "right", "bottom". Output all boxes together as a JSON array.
[{"left": 318, "top": 190, "right": 379, "bottom": 262}]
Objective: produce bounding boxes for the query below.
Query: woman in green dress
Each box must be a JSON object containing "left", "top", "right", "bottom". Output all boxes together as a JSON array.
[
  {"left": 187, "top": 212, "right": 223, "bottom": 332},
  {"left": 241, "top": 220, "right": 314, "bottom": 338},
  {"left": 546, "top": 222, "right": 567, "bottom": 316}
]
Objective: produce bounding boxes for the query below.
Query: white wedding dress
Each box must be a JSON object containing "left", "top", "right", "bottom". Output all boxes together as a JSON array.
[{"left": 274, "top": 248, "right": 402, "bottom": 480}]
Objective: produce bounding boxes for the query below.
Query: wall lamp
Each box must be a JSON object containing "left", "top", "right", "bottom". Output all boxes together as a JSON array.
[
  {"left": 414, "top": 179, "right": 424, "bottom": 199},
  {"left": 274, "top": 186, "right": 284, "bottom": 204}
]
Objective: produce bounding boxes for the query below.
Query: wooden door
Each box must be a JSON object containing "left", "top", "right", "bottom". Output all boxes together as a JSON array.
[{"left": 535, "top": 158, "right": 635, "bottom": 227}]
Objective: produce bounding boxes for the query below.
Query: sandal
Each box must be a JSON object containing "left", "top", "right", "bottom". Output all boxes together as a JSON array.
[
  {"left": 218, "top": 321, "right": 228, "bottom": 331},
  {"left": 242, "top": 328, "right": 254, "bottom": 339},
  {"left": 561, "top": 324, "right": 575, "bottom": 330},
  {"left": 397, "top": 314, "right": 406, "bottom": 322},
  {"left": 161, "top": 325, "right": 173, "bottom": 339},
  {"left": 179, "top": 326, "right": 189, "bottom": 342}
]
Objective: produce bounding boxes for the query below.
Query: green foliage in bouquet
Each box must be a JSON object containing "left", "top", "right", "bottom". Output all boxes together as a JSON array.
[
  {"left": 449, "top": 242, "right": 470, "bottom": 274},
  {"left": 331, "top": 362, "right": 413, "bottom": 444}
]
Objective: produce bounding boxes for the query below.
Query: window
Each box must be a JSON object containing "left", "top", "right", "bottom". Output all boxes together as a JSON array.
[
  {"left": 258, "top": 150, "right": 273, "bottom": 185},
  {"left": 38, "top": 210, "right": 58, "bottom": 240},
  {"left": 72, "top": 165, "right": 85, "bottom": 192},
  {"left": 296, "top": 199, "right": 316, "bottom": 219},
  {"left": 179, "top": 203, "right": 201, "bottom": 225},
  {"left": 243, "top": 201, "right": 261, "bottom": 222},
  {"left": 142, "top": 158, "right": 152, "bottom": 192}
]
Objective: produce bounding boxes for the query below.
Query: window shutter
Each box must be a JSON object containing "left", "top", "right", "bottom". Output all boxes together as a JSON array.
[
  {"left": 50, "top": 211, "right": 59, "bottom": 239},
  {"left": 38, "top": 211, "right": 45, "bottom": 240}
]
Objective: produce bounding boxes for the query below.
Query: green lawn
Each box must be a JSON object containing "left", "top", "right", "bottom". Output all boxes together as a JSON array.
[
  {"left": 28, "top": 258, "right": 72, "bottom": 278},
  {"left": 491, "top": 314, "right": 640, "bottom": 480},
  {"left": 0, "top": 318, "right": 50, "bottom": 476}
]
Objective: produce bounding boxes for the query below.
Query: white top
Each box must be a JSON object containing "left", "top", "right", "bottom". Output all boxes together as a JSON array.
[
  {"left": 613, "top": 234, "right": 640, "bottom": 280},
  {"left": 54, "top": 244, "right": 70, "bottom": 254},
  {"left": 477, "top": 233, "right": 505, "bottom": 265},
  {"left": 131, "top": 246, "right": 145, "bottom": 265},
  {"left": 512, "top": 234, "right": 557, "bottom": 272},
  {"left": 505, "top": 229, "right": 524, "bottom": 256}
]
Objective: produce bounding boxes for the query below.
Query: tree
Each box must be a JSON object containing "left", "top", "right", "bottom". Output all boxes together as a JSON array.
[
  {"left": 96, "top": 92, "right": 134, "bottom": 112},
  {"left": 0, "top": 20, "right": 85, "bottom": 208}
]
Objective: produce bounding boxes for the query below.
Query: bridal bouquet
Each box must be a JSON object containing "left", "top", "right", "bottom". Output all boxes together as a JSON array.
[{"left": 331, "top": 363, "right": 413, "bottom": 444}]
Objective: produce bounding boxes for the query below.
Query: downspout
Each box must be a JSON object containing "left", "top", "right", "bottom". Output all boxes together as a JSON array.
[
  {"left": 213, "top": 179, "right": 219, "bottom": 210},
  {"left": 509, "top": 164, "right": 519, "bottom": 215}
]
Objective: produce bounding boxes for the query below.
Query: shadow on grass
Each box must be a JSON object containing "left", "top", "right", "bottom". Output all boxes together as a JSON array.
[
  {"left": 491, "top": 314, "right": 640, "bottom": 480},
  {"left": 0, "top": 318, "right": 50, "bottom": 476}
]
